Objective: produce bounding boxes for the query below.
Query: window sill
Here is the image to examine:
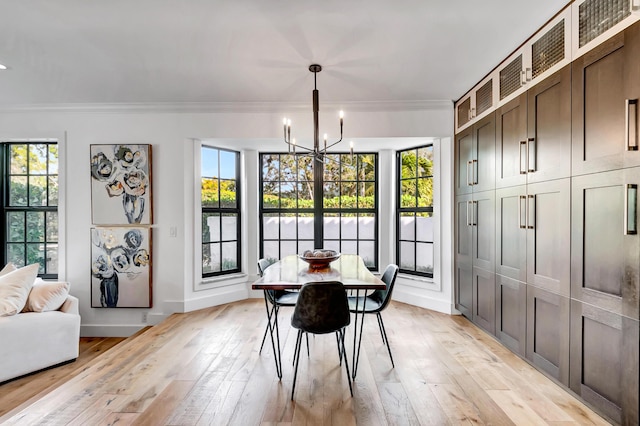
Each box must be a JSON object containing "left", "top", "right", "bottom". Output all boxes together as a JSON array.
[
  {"left": 396, "top": 273, "right": 438, "bottom": 290},
  {"left": 197, "top": 273, "right": 248, "bottom": 290}
]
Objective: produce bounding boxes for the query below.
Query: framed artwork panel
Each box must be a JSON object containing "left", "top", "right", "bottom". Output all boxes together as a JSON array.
[
  {"left": 91, "top": 226, "right": 152, "bottom": 308},
  {"left": 90, "top": 144, "right": 153, "bottom": 225}
]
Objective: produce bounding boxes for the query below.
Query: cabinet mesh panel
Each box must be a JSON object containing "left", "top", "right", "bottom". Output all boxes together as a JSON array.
[
  {"left": 475, "top": 80, "right": 493, "bottom": 115},
  {"left": 532, "top": 20, "right": 565, "bottom": 79},
  {"left": 500, "top": 55, "right": 523, "bottom": 100},
  {"left": 579, "top": 0, "right": 630, "bottom": 48},
  {"left": 457, "top": 98, "right": 471, "bottom": 126}
]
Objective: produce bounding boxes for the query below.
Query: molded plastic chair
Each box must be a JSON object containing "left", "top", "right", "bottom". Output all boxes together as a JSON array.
[
  {"left": 290, "top": 281, "right": 353, "bottom": 400},
  {"left": 348, "top": 264, "right": 399, "bottom": 368}
]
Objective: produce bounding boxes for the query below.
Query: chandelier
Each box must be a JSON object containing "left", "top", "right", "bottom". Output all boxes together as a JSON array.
[{"left": 283, "top": 64, "right": 353, "bottom": 161}]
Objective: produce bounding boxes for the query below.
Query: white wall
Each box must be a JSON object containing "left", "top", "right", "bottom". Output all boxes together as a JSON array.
[{"left": 0, "top": 102, "right": 454, "bottom": 336}]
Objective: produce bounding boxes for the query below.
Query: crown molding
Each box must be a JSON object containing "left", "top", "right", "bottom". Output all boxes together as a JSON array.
[{"left": 0, "top": 99, "right": 453, "bottom": 114}]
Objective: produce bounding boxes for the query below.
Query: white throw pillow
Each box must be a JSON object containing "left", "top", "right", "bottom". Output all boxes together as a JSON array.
[
  {"left": 0, "top": 263, "right": 17, "bottom": 277},
  {"left": 0, "top": 263, "right": 39, "bottom": 316},
  {"left": 23, "top": 279, "right": 70, "bottom": 312}
]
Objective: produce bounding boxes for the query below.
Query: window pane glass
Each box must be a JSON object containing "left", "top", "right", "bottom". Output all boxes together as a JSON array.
[
  {"left": 263, "top": 241, "right": 279, "bottom": 262},
  {"left": 46, "top": 211, "right": 58, "bottom": 241},
  {"left": 324, "top": 182, "right": 339, "bottom": 208},
  {"left": 10, "top": 144, "right": 27, "bottom": 174},
  {"left": 400, "top": 241, "right": 416, "bottom": 270},
  {"left": 7, "top": 212, "right": 24, "bottom": 242},
  {"left": 281, "top": 182, "right": 296, "bottom": 209},
  {"left": 203, "top": 213, "right": 220, "bottom": 242},
  {"left": 263, "top": 214, "right": 279, "bottom": 240},
  {"left": 29, "top": 144, "right": 48, "bottom": 175},
  {"left": 341, "top": 216, "right": 357, "bottom": 239},
  {"left": 416, "top": 242, "right": 434, "bottom": 274},
  {"left": 400, "top": 213, "right": 415, "bottom": 240},
  {"left": 401, "top": 180, "right": 417, "bottom": 208},
  {"left": 204, "top": 243, "right": 221, "bottom": 273},
  {"left": 202, "top": 178, "right": 219, "bottom": 207},
  {"left": 358, "top": 154, "right": 376, "bottom": 181},
  {"left": 298, "top": 215, "right": 314, "bottom": 240},
  {"left": 418, "top": 146, "right": 433, "bottom": 177},
  {"left": 29, "top": 176, "right": 47, "bottom": 206},
  {"left": 359, "top": 241, "right": 375, "bottom": 267},
  {"left": 220, "top": 179, "right": 236, "bottom": 208},
  {"left": 401, "top": 150, "right": 418, "bottom": 179},
  {"left": 340, "top": 155, "right": 356, "bottom": 180},
  {"left": 416, "top": 212, "right": 434, "bottom": 242},
  {"left": 299, "top": 240, "right": 314, "bottom": 254},
  {"left": 297, "top": 156, "right": 313, "bottom": 181},
  {"left": 417, "top": 177, "right": 433, "bottom": 207},
  {"left": 324, "top": 214, "right": 339, "bottom": 239},
  {"left": 221, "top": 214, "right": 237, "bottom": 241},
  {"left": 280, "top": 216, "right": 297, "bottom": 240},
  {"left": 341, "top": 240, "right": 357, "bottom": 255},
  {"left": 262, "top": 154, "right": 278, "bottom": 180},
  {"left": 323, "top": 240, "right": 340, "bottom": 252},
  {"left": 48, "top": 176, "right": 59, "bottom": 206},
  {"left": 26, "top": 211, "right": 45, "bottom": 242},
  {"left": 27, "top": 243, "right": 45, "bottom": 273},
  {"left": 298, "top": 182, "right": 313, "bottom": 208},
  {"left": 46, "top": 244, "right": 58, "bottom": 274},
  {"left": 341, "top": 182, "right": 356, "bottom": 208},
  {"left": 323, "top": 155, "right": 340, "bottom": 181},
  {"left": 263, "top": 182, "right": 278, "bottom": 209},
  {"left": 281, "top": 240, "right": 297, "bottom": 257},
  {"left": 357, "top": 182, "right": 375, "bottom": 208},
  {"left": 221, "top": 242, "right": 237, "bottom": 270},
  {"left": 48, "top": 145, "right": 59, "bottom": 175},
  {"left": 219, "top": 151, "right": 236, "bottom": 179},
  {"left": 359, "top": 214, "right": 375, "bottom": 240},
  {"left": 10, "top": 176, "right": 28, "bottom": 206},
  {"left": 7, "top": 243, "right": 25, "bottom": 267},
  {"left": 201, "top": 147, "right": 218, "bottom": 178},
  {"left": 280, "top": 154, "right": 296, "bottom": 181}
]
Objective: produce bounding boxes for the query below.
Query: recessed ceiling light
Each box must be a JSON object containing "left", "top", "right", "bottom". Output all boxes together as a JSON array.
[{"left": 0, "top": 64, "right": 6, "bottom": 70}]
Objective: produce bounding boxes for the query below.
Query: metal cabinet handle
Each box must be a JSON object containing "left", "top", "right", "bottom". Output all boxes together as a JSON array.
[
  {"left": 527, "top": 138, "right": 536, "bottom": 173},
  {"left": 519, "top": 195, "right": 527, "bottom": 229},
  {"left": 472, "top": 159, "right": 478, "bottom": 185},
  {"left": 473, "top": 200, "right": 477, "bottom": 226},
  {"left": 467, "top": 161, "right": 473, "bottom": 186},
  {"left": 467, "top": 201, "right": 472, "bottom": 226},
  {"left": 624, "top": 184, "right": 638, "bottom": 235},
  {"left": 520, "top": 141, "right": 527, "bottom": 174},
  {"left": 625, "top": 99, "right": 638, "bottom": 151},
  {"left": 527, "top": 195, "right": 535, "bottom": 229}
]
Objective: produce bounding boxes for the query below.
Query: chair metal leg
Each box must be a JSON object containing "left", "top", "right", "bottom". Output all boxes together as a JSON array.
[
  {"left": 375, "top": 311, "right": 386, "bottom": 345},
  {"left": 291, "top": 330, "right": 304, "bottom": 400},
  {"left": 377, "top": 312, "right": 395, "bottom": 368},
  {"left": 339, "top": 329, "right": 353, "bottom": 397}
]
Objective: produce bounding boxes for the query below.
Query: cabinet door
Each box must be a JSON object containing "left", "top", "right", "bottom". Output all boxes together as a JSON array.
[
  {"left": 526, "top": 179, "right": 571, "bottom": 297},
  {"left": 473, "top": 113, "right": 496, "bottom": 193},
  {"left": 495, "top": 274, "right": 526, "bottom": 356},
  {"left": 572, "top": 26, "right": 640, "bottom": 176},
  {"left": 472, "top": 190, "right": 495, "bottom": 272},
  {"left": 569, "top": 301, "right": 639, "bottom": 426},
  {"left": 455, "top": 195, "right": 473, "bottom": 319},
  {"left": 455, "top": 127, "right": 474, "bottom": 195},
  {"left": 495, "top": 185, "right": 527, "bottom": 282},
  {"left": 526, "top": 64, "right": 571, "bottom": 184},
  {"left": 473, "top": 267, "right": 495, "bottom": 334},
  {"left": 496, "top": 93, "right": 527, "bottom": 188},
  {"left": 571, "top": 168, "right": 640, "bottom": 320},
  {"left": 526, "top": 286, "right": 569, "bottom": 385}
]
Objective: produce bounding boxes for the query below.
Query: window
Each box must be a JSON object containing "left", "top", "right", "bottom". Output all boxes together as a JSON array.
[
  {"left": 201, "top": 146, "right": 241, "bottom": 277},
  {"left": 260, "top": 152, "right": 378, "bottom": 269},
  {"left": 397, "top": 145, "right": 434, "bottom": 277},
  {"left": 2, "top": 142, "right": 58, "bottom": 278}
]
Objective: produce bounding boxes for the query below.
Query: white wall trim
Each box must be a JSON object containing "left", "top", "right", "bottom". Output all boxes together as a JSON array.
[
  {"left": 184, "top": 283, "right": 248, "bottom": 312},
  {"left": 81, "top": 325, "right": 147, "bottom": 338},
  {"left": 393, "top": 284, "right": 458, "bottom": 315}
]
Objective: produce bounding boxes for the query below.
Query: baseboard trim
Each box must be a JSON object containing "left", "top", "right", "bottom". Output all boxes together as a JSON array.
[
  {"left": 392, "top": 286, "right": 457, "bottom": 315},
  {"left": 81, "top": 325, "right": 147, "bottom": 338}
]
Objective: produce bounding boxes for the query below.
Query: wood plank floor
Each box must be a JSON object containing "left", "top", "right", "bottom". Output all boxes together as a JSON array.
[{"left": 0, "top": 299, "right": 612, "bottom": 425}]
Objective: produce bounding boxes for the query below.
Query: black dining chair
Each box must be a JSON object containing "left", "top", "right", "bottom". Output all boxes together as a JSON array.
[
  {"left": 348, "top": 263, "right": 399, "bottom": 370},
  {"left": 290, "top": 281, "right": 353, "bottom": 400}
]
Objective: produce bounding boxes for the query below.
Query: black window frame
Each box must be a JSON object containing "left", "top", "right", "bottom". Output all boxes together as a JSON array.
[
  {"left": 259, "top": 152, "right": 378, "bottom": 270},
  {"left": 1, "top": 141, "right": 59, "bottom": 278},
  {"left": 396, "top": 144, "right": 434, "bottom": 278},
  {"left": 201, "top": 145, "right": 241, "bottom": 278}
]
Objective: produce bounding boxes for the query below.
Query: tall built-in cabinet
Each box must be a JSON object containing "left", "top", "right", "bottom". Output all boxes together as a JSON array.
[{"left": 454, "top": 2, "right": 639, "bottom": 425}]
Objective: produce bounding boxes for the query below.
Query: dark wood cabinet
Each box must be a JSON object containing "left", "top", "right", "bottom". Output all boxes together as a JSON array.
[
  {"left": 571, "top": 168, "right": 640, "bottom": 320},
  {"left": 472, "top": 190, "right": 495, "bottom": 273},
  {"left": 572, "top": 24, "right": 640, "bottom": 176},
  {"left": 526, "top": 178, "right": 571, "bottom": 297},
  {"left": 569, "top": 301, "right": 639, "bottom": 425},
  {"left": 495, "top": 185, "right": 527, "bottom": 282},
  {"left": 495, "top": 274, "right": 526, "bottom": 355},
  {"left": 455, "top": 113, "right": 495, "bottom": 195},
  {"left": 526, "top": 64, "right": 571, "bottom": 184},
  {"left": 526, "top": 285, "right": 570, "bottom": 385},
  {"left": 455, "top": 194, "right": 473, "bottom": 319},
  {"left": 495, "top": 93, "right": 527, "bottom": 189},
  {"left": 473, "top": 267, "right": 495, "bottom": 334}
]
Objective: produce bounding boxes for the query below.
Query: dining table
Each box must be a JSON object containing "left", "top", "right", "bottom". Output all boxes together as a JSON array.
[{"left": 251, "top": 253, "right": 386, "bottom": 380}]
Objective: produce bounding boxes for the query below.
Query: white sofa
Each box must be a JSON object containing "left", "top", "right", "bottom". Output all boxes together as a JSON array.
[{"left": 0, "top": 295, "right": 81, "bottom": 383}]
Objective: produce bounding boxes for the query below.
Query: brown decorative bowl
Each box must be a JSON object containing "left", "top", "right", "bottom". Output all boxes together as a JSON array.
[{"left": 299, "top": 250, "right": 340, "bottom": 269}]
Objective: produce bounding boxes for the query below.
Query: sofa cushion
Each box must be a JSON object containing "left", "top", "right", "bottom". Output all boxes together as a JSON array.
[
  {"left": 0, "top": 264, "right": 39, "bottom": 316},
  {"left": 0, "top": 263, "right": 17, "bottom": 277},
  {"left": 22, "top": 279, "right": 71, "bottom": 313}
]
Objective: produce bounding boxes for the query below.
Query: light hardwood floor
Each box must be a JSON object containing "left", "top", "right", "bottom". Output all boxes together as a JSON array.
[{"left": 0, "top": 299, "right": 612, "bottom": 425}]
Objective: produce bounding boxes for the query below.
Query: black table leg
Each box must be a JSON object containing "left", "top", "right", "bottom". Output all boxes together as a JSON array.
[
  {"left": 351, "top": 289, "right": 367, "bottom": 379},
  {"left": 262, "top": 290, "right": 282, "bottom": 379}
]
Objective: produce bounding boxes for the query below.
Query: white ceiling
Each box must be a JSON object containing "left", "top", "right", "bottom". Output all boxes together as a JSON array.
[{"left": 0, "top": 0, "right": 568, "bottom": 108}]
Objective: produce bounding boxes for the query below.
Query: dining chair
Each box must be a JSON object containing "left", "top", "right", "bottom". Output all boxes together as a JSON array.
[
  {"left": 290, "top": 281, "right": 353, "bottom": 400},
  {"left": 348, "top": 263, "right": 399, "bottom": 370}
]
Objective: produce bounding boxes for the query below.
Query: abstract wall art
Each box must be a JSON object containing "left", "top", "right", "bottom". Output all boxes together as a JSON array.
[
  {"left": 91, "top": 226, "right": 152, "bottom": 308},
  {"left": 90, "top": 144, "right": 153, "bottom": 225}
]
